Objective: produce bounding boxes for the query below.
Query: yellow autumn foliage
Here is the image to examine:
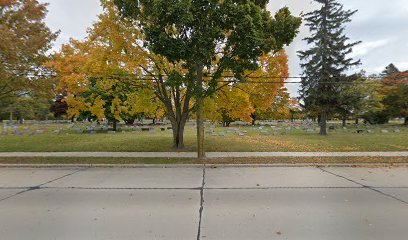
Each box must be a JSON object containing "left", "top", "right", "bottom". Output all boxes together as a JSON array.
[{"left": 89, "top": 96, "right": 106, "bottom": 120}]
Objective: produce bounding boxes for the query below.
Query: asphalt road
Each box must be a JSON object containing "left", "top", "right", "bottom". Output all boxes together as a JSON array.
[{"left": 0, "top": 166, "right": 407, "bottom": 240}]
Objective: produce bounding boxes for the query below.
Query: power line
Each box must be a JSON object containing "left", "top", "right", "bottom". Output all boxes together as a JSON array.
[{"left": 5, "top": 70, "right": 406, "bottom": 85}]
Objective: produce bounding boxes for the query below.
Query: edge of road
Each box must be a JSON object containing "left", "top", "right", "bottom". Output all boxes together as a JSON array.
[
  {"left": 0, "top": 152, "right": 408, "bottom": 158},
  {"left": 1, "top": 163, "right": 408, "bottom": 168}
]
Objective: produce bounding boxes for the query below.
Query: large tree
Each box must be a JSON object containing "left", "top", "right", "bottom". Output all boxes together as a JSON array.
[
  {"left": 382, "top": 70, "right": 408, "bottom": 125},
  {"left": 48, "top": 3, "right": 163, "bottom": 131},
  {"left": 0, "top": 0, "right": 58, "bottom": 111},
  {"left": 381, "top": 63, "right": 400, "bottom": 78},
  {"left": 115, "top": 0, "right": 301, "bottom": 158},
  {"left": 203, "top": 50, "right": 289, "bottom": 126},
  {"left": 298, "top": 0, "right": 360, "bottom": 135},
  {"left": 336, "top": 72, "right": 367, "bottom": 126}
]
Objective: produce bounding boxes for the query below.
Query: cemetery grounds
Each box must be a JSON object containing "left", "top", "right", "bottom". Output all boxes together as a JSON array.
[{"left": 0, "top": 120, "right": 407, "bottom": 164}]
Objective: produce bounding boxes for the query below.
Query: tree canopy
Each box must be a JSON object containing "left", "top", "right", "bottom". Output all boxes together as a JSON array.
[
  {"left": 114, "top": 0, "right": 301, "bottom": 158},
  {"left": 0, "top": 0, "right": 58, "bottom": 117}
]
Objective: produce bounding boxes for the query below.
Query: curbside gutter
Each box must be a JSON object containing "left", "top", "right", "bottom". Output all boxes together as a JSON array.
[{"left": 0, "top": 163, "right": 408, "bottom": 169}]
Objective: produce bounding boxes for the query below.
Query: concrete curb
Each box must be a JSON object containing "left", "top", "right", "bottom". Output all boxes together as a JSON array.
[
  {"left": 1, "top": 163, "right": 408, "bottom": 168},
  {"left": 1, "top": 152, "right": 408, "bottom": 158}
]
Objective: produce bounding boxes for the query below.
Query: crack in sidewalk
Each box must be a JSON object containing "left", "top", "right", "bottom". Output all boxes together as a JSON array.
[
  {"left": 0, "top": 168, "right": 86, "bottom": 203},
  {"left": 319, "top": 168, "right": 408, "bottom": 205},
  {"left": 196, "top": 167, "right": 206, "bottom": 240}
]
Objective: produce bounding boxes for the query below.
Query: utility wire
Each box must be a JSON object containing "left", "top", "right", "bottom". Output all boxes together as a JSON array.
[{"left": 5, "top": 70, "right": 406, "bottom": 85}]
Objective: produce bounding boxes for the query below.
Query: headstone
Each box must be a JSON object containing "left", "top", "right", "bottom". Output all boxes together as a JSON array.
[
  {"left": 13, "top": 131, "right": 23, "bottom": 136},
  {"left": 380, "top": 130, "right": 389, "bottom": 134},
  {"left": 36, "top": 130, "right": 44, "bottom": 134},
  {"left": 273, "top": 132, "right": 279, "bottom": 136},
  {"left": 53, "top": 130, "right": 60, "bottom": 134},
  {"left": 367, "top": 130, "right": 375, "bottom": 134},
  {"left": 307, "top": 129, "right": 314, "bottom": 133},
  {"left": 394, "top": 129, "right": 401, "bottom": 133},
  {"left": 90, "top": 131, "right": 97, "bottom": 134},
  {"left": 108, "top": 131, "right": 116, "bottom": 134}
]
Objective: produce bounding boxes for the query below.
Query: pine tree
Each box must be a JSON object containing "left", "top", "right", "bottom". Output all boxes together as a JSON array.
[
  {"left": 298, "top": 0, "right": 361, "bottom": 135},
  {"left": 381, "top": 63, "right": 400, "bottom": 78}
]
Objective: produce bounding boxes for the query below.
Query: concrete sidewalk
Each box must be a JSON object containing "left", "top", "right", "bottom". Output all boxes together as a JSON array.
[
  {"left": 0, "top": 167, "right": 408, "bottom": 239},
  {"left": 1, "top": 151, "right": 408, "bottom": 158}
]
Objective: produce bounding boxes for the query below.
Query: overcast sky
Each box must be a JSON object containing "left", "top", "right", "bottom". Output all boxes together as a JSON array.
[{"left": 40, "top": 0, "right": 408, "bottom": 96}]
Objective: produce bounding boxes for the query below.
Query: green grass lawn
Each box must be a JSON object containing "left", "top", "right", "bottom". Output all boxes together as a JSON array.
[{"left": 1, "top": 122, "right": 407, "bottom": 152}]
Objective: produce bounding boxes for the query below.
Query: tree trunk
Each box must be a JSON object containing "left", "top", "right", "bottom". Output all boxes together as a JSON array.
[
  {"left": 196, "top": 64, "right": 206, "bottom": 160},
  {"left": 320, "top": 112, "right": 327, "bottom": 135},
  {"left": 170, "top": 115, "right": 188, "bottom": 149},
  {"left": 112, "top": 120, "right": 117, "bottom": 131},
  {"left": 355, "top": 118, "right": 359, "bottom": 124},
  {"left": 172, "top": 122, "right": 184, "bottom": 149},
  {"left": 405, "top": 117, "right": 408, "bottom": 126},
  {"left": 342, "top": 116, "right": 346, "bottom": 127}
]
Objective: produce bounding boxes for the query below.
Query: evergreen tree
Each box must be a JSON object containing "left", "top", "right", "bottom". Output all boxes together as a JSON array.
[
  {"left": 381, "top": 63, "right": 400, "bottom": 78},
  {"left": 298, "top": 0, "right": 361, "bottom": 135}
]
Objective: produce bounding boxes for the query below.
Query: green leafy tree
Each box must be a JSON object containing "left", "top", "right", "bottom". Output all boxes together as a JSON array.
[
  {"left": 336, "top": 72, "right": 367, "bottom": 126},
  {"left": 115, "top": 0, "right": 301, "bottom": 158},
  {"left": 298, "top": 0, "right": 361, "bottom": 135}
]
